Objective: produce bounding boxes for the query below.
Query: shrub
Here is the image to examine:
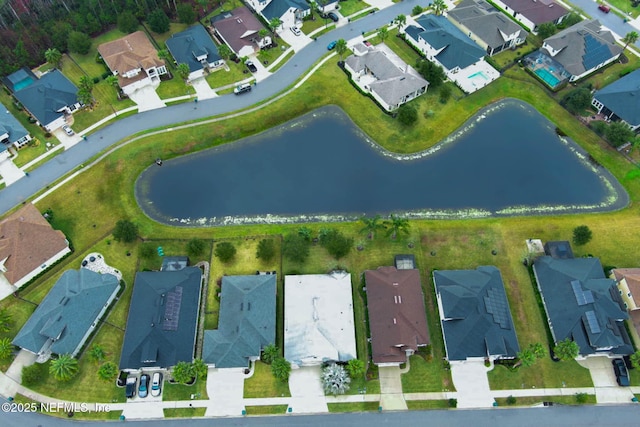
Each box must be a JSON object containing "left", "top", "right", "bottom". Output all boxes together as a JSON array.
[
  {"left": 319, "top": 229, "right": 353, "bottom": 260},
  {"left": 575, "top": 392, "right": 588, "bottom": 403},
  {"left": 605, "top": 121, "right": 635, "bottom": 147},
  {"left": 187, "top": 238, "right": 206, "bottom": 258},
  {"left": 439, "top": 85, "right": 452, "bottom": 104},
  {"left": 553, "top": 338, "right": 579, "bottom": 361},
  {"left": 506, "top": 395, "right": 517, "bottom": 405},
  {"left": 172, "top": 361, "right": 196, "bottom": 384},
  {"left": 138, "top": 243, "right": 156, "bottom": 259},
  {"left": 97, "top": 362, "right": 118, "bottom": 381},
  {"left": 282, "top": 233, "right": 310, "bottom": 263},
  {"left": 271, "top": 357, "right": 291, "bottom": 382},
  {"left": 113, "top": 219, "right": 138, "bottom": 243},
  {"left": 214, "top": 242, "right": 236, "bottom": 263},
  {"left": 561, "top": 87, "right": 591, "bottom": 115},
  {"left": 397, "top": 104, "right": 418, "bottom": 126},
  {"left": 346, "top": 359, "right": 365, "bottom": 379},
  {"left": 412, "top": 5, "right": 423, "bottom": 15},
  {"left": 322, "top": 363, "right": 351, "bottom": 395},
  {"left": 256, "top": 239, "right": 276, "bottom": 262},
  {"left": 261, "top": 344, "right": 279, "bottom": 364},
  {"left": 448, "top": 398, "right": 457, "bottom": 408},
  {"left": 572, "top": 225, "right": 592, "bottom": 246},
  {"left": 297, "top": 226, "right": 313, "bottom": 241}
]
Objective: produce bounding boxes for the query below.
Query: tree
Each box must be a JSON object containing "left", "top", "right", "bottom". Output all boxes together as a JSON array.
[
  {"left": 377, "top": 27, "right": 388, "bottom": 43},
  {"left": 193, "top": 358, "right": 207, "bottom": 379},
  {"left": 177, "top": 3, "right": 196, "bottom": 24},
  {"left": 345, "top": 358, "right": 365, "bottom": 379},
  {"left": 606, "top": 121, "right": 635, "bottom": 147},
  {"left": 22, "top": 363, "right": 46, "bottom": 386},
  {"left": 322, "top": 363, "right": 351, "bottom": 395},
  {"left": 172, "top": 361, "right": 196, "bottom": 384},
  {"left": 360, "top": 215, "right": 386, "bottom": 239},
  {"left": 45, "top": 47, "right": 62, "bottom": 69},
  {"left": 215, "top": 242, "right": 237, "bottom": 263},
  {"left": 416, "top": 59, "right": 445, "bottom": 88},
  {"left": 412, "top": 5, "right": 424, "bottom": 16},
  {"left": 630, "top": 350, "right": 640, "bottom": 369},
  {"left": 560, "top": 12, "right": 582, "bottom": 28},
  {"left": 217, "top": 44, "right": 232, "bottom": 61},
  {"left": 256, "top": 239, "right": 276, "bottom": 262},
  {"left": 271, "top": 356, "right": 291, "bottom": 382},
  {"left": 319, "top": 229, "right": 353, "bottom": 260},
  {"left": 529, "top": 342, "right": 545, "bottom": 360},
  {"left": 516, "top": 348, "right": 536, "bottom": 368},
  {"left": 298, "top": 226, "right": 313, "bottom": 241},
  {"left": 622, "top": 31, "right": 639, "bottom": 53},
  {"left": 89, "top": 344, "right": 105, "bottom": 363},
  {"left": 157, "top": 49, "right": 171, "bottom": 62},
  {"left": 572, "top": 225, "right": 593, "bottom": 246},
  {"left": 261, "top": 344, "right": 279, "bottom": 364},
  {"left": 187, "top": 238, "right": 206, "bottom": 257},
  {"left": 553, "top": 338, "right": 579, "bottom": 361},
  {"left": 282, "top": 233, "right": 311, "bottom": 263},
  {"left": 97, "top": 362, "right": 118, "bottom": 381},
  {"left": 78, "top": 88, "right": 94, "bottom": 107},
  {"left": 105, "top": 74, "right": 119, "bottom": 90},
  {"left": 259, "top": 28, "right": 271, "bottom": 45},
  {"left": 397, "top": 103, "right": 418, "bottom": 126},
  {"left": 429, "top": 0, "right": 448, "bottom": 16},
  {"left": 385, "top": 214, "right": 410, "bottom": 239},
  {"left": 148, "top": 9, "right": 170, "bottom": 34},
  {"left": 269, "top": 17, "right": 282, "bottom": 39},
  {"left": 335, "top": 38, "right": 347, "bottom": 62},
  {"left": 309, "top": 1, "right": 318, "bottom": 19},
  {"left": 395, "top": 14, "right": 407, "bottom": 31},
  {"left": 113, "top": 219, "right": 138, "bottom": 243},
  {"left": 0, "top": 308, "right": 13, "bottom": 333},
  {"left": 117, "top": 11, "right": 139, "bottom": 33},
  {"left": 139, "top": 243, "right": 156, "bottom": 259},
  {"left": 0, "top": 337, "right": 14, "bottom": 360},
  {"left": 561, "top": 87, "right": 591, "bottom": 114},
  {"left": 537, "top": 23, "right": 556, "bottom": 39},
  {"left": 439, "top": 84, "right": 452, "bottom": 104},
  {"left": 176, "top": 63, "right": 190, "bottom": 80},
  {"left": 68, "top": 31, "right": 92, "bottom": 55},
  {"left": 49, "top": 354, "right": 79, "bottom": 381}
]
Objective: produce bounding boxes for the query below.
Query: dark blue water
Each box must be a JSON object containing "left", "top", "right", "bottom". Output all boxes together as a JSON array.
[{"left": 135, "top": 100, "right": 627, "bottom": 225}]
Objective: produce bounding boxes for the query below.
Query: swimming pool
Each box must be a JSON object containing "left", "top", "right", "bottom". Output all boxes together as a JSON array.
[
  {"left": 468, "top": 71, "right": 489, "bottom": 80},
  {"left": 534, "top": 68, "right": 561, "bottom": 88},
  {"left": 13, "top": 77, "right": 34, "bottom": 91}
]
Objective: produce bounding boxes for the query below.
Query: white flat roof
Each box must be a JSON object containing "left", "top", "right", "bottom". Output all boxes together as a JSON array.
[{"left": 284, "top": 272, "right": 357, "bottom": 367}]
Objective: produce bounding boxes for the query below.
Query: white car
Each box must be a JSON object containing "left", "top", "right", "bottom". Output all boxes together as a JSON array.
[
  {"left": 151, "top": 372, "right": 163, "bottom": 397},
  {"left": 290, "top": 26, "right": 301, "bottom": 36},
  {"left": 234, "top": 83, "right": 252, "bottom": 95},
  {"left": 62, "top": 125, "right": 74, "bottom": 136}
]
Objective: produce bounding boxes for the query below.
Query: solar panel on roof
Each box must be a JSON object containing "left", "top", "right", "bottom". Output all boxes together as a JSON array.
[
  {"left": 571, "top": 280, "right": 591, "bottom": 306},
  {"left": 484, "top": 288, "right": 510, "bottom": 329},
  {"left": 585, "top": 310, "right": 601, "bottom": 334},
  {"left": 583, "top": 34, "right": 614, "bottom": 71},
  {"left": 163, "top": 286, "right": 183, "bottom": 331}
]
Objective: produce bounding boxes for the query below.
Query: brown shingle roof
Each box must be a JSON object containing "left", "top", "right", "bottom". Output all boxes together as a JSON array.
[
  {"left": 97, "top": 31, "right": 164, "bottom": 77},
  {"left": 612, "top": 268, "right": 640, "bottom": 307},
  {"left": 0, "top": 204, "right": 68, "bottom": 285},
  {"left": 365, "top": 266, "right": 429, "bottom": 364},
  {"left": 212, "top": 7, "right": 267, "bottom": 55}
]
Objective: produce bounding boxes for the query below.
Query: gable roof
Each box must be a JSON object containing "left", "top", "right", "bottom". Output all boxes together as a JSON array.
[
  {"left": 413, "top": 15, "right": 486, "bottom": 70},
  {"left": 365, "top": 267, "right": 429, "bottom": 364},
  {"left": 98, "top": 31, "right": 164, "bottom": 75},
  {"left": 212, "top": 7, "right": 267, "bottom": 55},
  {"left": 166, "top": 24, "right": 221, "bottom": 73},
  {"left": 261, "top": 0, "right": 309, "bottom": 20},
  {"left": 533, "top": 256, "right": 633, "bottom": 356},
  {"left": 434, "top": 266, "right": 520, "bottom": 361},
  {"left": 611, "top": 268, "right": 640, "bottom": 307},
  {"left": 448, "top": 0, "right": 528, "bottom": 49},
  {"left": 284, "top": 272, "right": 356, "bottom": 366},
  {"left": 119, "top": 267, "right": 203, "bottom": 370},
  {"left": 0, "top": 109, "right": 30, "bottom": 145},
  {"left": 13, "top": 269, "right": 119, "bottom": 355},
  {"left": 501, "top": 0, "right": 568, "bottom": 25},
  {"left": 202, "top": 275, "right": 275, "bottom": 368},
  {"left": 11, "top": 70, "right": 78, "bottom": 127},
  {"left": 543, "top": 19, "right": 622, "bottom": 77},
  {"left": 593, "top": 68, "right": 640, "bottom": 127},
  {"left": 0, "top": 204, "right": 69, "bottom": 285}
]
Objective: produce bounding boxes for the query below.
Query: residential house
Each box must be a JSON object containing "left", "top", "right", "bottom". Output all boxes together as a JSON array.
[
  {"left": 0, "top": 109, "right": 32, "bottom": 151},
  {"left": 316, "top": 0, "right": 339, "bottom": 14},
  {"left": 0, "top": 142, "right": 7, "bottom": 162},
  {"left": 365, "top": 266, "right": 429, "bottom": 366},
  {"left": 98, "top": 31, "right": 168, "bottom": 95},
  {"left": 0, "top": 203, "right": 70, "bottom": 290},
  {"left": 212, "top": 6, "right": 272, "bottom": 58},
  {"left": 610, "top": 268, "right": 640, "bottom": 341},
  {"left": 448, "top": 0, "right": 528, "bottom": 56},
  {"left": 543, "top": 240, "right": 574, "bottom": 259},
  {"left": 284, "top": 272, "right": 356, "bottom": 368},
  {"left": 3, "top": 68, "right": 80, "bottom": 132},
  {"left": 592, "top": 68, "right": 640, "bottom": 131},
  {"left": 404, "top": 15, "right": 499, "bottom": 93},
  {"left": 433, "top": 266, "right": 520, "bottom": 361},
  {"left": 119, "top": 266, "right": 203, "bottom": 371},
  {"left": 166, "top": 24, "right": 224, "bottom": 82},
  {"left": 202, "top": 275, "right": 276, "bottom": 368},
  {"left": 344, "top": 43, "right": 429, "bottom": 112},
  {"left": 533, "top": 255, "right": 633, "bottom": 357},
  {"left": 246, "top": 0, "right": 311, "bottom": 30},
  {"left": 491, "top": 0, "right": 569, "bottom": 32},
  {"left": 13, "top": 269, "right": 120, "bottom": 360},
  {"left": 531, "top": 19, "right": 622, "bottom": 84}
]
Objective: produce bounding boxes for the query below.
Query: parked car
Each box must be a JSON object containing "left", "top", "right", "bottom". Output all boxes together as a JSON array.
[
  {"left": 138, "top": 374, "right": 150, "bottom": 398},
  {"left": 290, "top": 26, "right": 301, "bottom": 36},
  {"left": 598, "top": 4, "right": 610, "bottom": 13},
  {"left": 125, "top": 376, "right": 137, "bottom": 398},
  {"left": 234, "top": 83, "right": 252, "bottom": 95},
  {"left": 328, "top": 12, "right": 339, "bottom": 22},
  {"left": 151, "top": 372, "right": 163, "bottom": 397},
  {"left": 246, "top": 60, "right": 258, "bottom": 73},
  {"left": 327, "top": 41, "right": 337, "bottom": 50},
  {"left": 612, "top": 358, "right": 630, "bottom": 386},
  {"left": 62, "top": 125, "right": 74, "bottom": 136}
]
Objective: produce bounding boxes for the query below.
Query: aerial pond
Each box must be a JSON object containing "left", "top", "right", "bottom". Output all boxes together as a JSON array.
[{"left": 135, "top": 100, "right": 627, "bottom": 226}]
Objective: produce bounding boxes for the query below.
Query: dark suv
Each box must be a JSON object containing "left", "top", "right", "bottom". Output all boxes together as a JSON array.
[
  {"left": 612, "top": 358, "right": 630, "bottom": 386},
  {"left": 125, "top": 376, "right": 137, "bottom": 398}
]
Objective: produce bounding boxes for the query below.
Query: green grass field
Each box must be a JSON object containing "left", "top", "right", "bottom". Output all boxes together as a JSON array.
[
  {"left": 494, "top": 394, "right": 597, "bottom": 406},
  {"left": 338, "top": 0, "right": 370, "bottom": 17},
  {"left": 244, "top": 404, "right": 289, "bottom": 415},
  {"left": 244, "top": 361, "right": 291, "bottom": 398},
  {"left": 163, "top": 407, "right": 206, "bottom": 417},
  {"left": 327, "top": 401, "right": 380, "bottom": 412}
]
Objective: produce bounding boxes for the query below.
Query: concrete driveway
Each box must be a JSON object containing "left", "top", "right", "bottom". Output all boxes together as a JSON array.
[
  {"left": 288, "top": 366, "right": 328, "bottom": 414},
  {"left": 205, "top": 367, "right": 246, "bottom": 417},
  {"left": 191, "top": 77, "right": 217, "bottom": 100},
  {"left": 128, "top": 84, "right": 166, "bottom": 112},
  {"left": 279, "top": 27, "right": 312, "bottom": 52},
  {"left": 578, "top": 356, "right": 634, "bottom": 403},
  {"left": 378, "top": 366, "right": 407, "bottom": 410},
  {"left": 450, "top": 360, "right": 495, "bottom": 408},
  {"left": 0, "top": 157, "right": 24, "bottom": 186}
]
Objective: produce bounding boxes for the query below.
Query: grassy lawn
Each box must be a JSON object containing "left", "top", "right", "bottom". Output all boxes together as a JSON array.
[
  {"left": 629, "top": 366, "right": 640, "bottom": 386},
  {"left": 164, "top": 407, "right": 206, "bottom": 417},
  {"left": 406, "top": 400, "right": 451, "bottom": 409},
  {"left": 402, "top": 355, "right": 454, "bottom": 392},
  {"left": 68, "top": 29, "right": 129, "bottom": 78},
  {"left": 148, "top": 23, "right": 190, "bottom": 50},
  {"left": 157, "top": 77, "right": 196, "bottom": 99},
  {"left": 605, "top": 0, "right": 639, "bottom": 18},
  {"left": 327, "top": 402, "right": 380, "bottom": 412},
  {"left": 346, "top": 374, "right": 380, "bottom": 395},
  {"left": 495, "top": 394, "right": 596, "bottom": 406},
  {"left": 338, "top": 0, "right": 370, "bottom": 17},
  {"left": 244, "top": 404, "right": 288, "bottom": 415},
  {"left": 206, "top": 61, "right": 252, "bottom": 89},
  {"left": 244, "top": 361, "right": 290, "bottom": 398},
  {"left": 204, "top": 0, "right": 245, "bottom": 21},
  {"left": 491, "top": 35, "right": 542, "bottom": 69},
  {"left": 302, "top": 16, "right": 327, "bottom": 34},
  {"left": 384, "top": 29, "right": 422, "bottom": 66},
  {"left": 258, "top": 41, "right": 290, "bottom": 66},
  {"left": 162, "top": 379, "right": 208, "bottom": 401},
  {"left": 488, "top": 359, "right": 593, "bottom": 390}
]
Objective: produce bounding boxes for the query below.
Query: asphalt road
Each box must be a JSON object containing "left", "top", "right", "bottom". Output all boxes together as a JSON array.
[{"left": 0, "top": 0, "right": 421, "bottom": 216}]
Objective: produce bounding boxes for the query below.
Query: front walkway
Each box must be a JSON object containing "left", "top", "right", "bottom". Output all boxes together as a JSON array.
[
  {"left": 450, "top": 360, "right": 495, "bottom": 408},
  {"left": 288, "top": 366, "right": 328, "bottom": 414},
  {"left": 205, "top": 367, "right": 246, "bottom": 417},
  {"left": 578, "top": 356, "right": 635, "bottom": 403},
  {"left": 378, "top": 366, "right": 407, "bottom": 410}
]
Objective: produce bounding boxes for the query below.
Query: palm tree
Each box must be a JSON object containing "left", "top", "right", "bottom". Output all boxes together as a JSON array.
[
  {"left": 360, "top": 215, "right": 386, "bottom": 239},
  {"left": 622, "top": 31, "right": 638, "bottom": 53},
  {"left": 430, "top": 0, "right": 448, "bottom": 16},
  {"left": 157, "top": 48, "right": 171, "bottom": 63},
  {"left": 176, "top": 63, "right": 190, "bottom": 80},
  {"left": 0, "top": 308, "right": 12, "bottom": 333},
  {"left": 378, "top": 27, "right": 389, "bottom": 44},
  {"left": 97, "top": 361, "right": 118, "bottom": 381},
  {"left": 335, "top": 38, "right": 347, "bottom": 62},
  {"left": 0, "top": 337, "right": 14, "bottom": 360},
  {"left": 217, "top": 44, "right": 232, "bottom": 62},
  {"left": 193, "top": 358, "right": 208, "bottom": 379},
  {"left": 385, "top": 214, "right": 410, "bottom": 239},
  {"left": 49, "top": 354, "right": 79, "bottom": 381},
  {"left": 45, "top": 47, "right": 62, "bottom": 69},
  {"left": 269, "top": 17, "right": 282, "bottom": 40},
  {"left": 395, "top": 14, "right": 406, "bottom": 32},
  {"left": 89, "top": 344, "right": 105, "bottom": 363},
  {"left": 310, "top": 1, "right": 318, "bottom": 19}
]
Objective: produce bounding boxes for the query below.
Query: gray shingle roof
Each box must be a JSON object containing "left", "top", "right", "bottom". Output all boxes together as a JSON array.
[
  {"left": 434, "top": 266, "right": 520, "bottom": 361},
  {"left": 261, "top": 0, "right": 309, "bottom": 21},
  {"left": 202, "top": 275, "right": 276, "bottom": 368},
  {"left": 166, "top": 25, "right": 221, "bottom": 73},
  {"left": 13, "top": 269, "right": 119, "bottom": 356},
  {"left": 543, "top": 19, "right": 622, "bottom": 78},
  {"left": 0, "top": 109, "right": 29, "bottom": 146},
  {"left": 533, "top": 256, "right": 633, "bottom": 356},
  {"left": 501, "top": 0, "right": 568, "bottom": 26},
  {"left": 593, "top": 68, "right": 640, "bottom": 127},
  {"left": 119, "top": 267, "right": 203, "bottom": 370},
  {"left": 413, "top": 15, "right": 486, "bottom": 70}
]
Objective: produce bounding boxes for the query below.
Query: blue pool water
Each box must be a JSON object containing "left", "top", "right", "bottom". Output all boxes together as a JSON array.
[
  {"left": 13, "top": 77, "right": 34, "bottom": 91},
  {"left": 535, "top": 68, "right": 561, "bottom": 88}
]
